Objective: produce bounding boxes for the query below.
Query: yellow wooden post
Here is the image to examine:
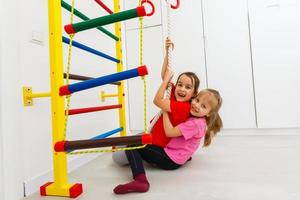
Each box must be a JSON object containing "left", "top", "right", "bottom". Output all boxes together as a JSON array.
[
  {"left": 114, "top": 0, "right": 127, "bottom": 136},
  {"left": 40, "top": 0, "right": 82, "bottom": 198}
]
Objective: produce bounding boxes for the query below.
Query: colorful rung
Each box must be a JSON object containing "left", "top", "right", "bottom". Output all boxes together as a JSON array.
[
  {"left": 61, "top": 0, "right": 118, "bottom": 41},
  {"left": 94, "top": 0, "right": 113, "bottom": 14},
  {"left": 66, "top": 104, "right": 122, "bottom": 115},
  {"left": 64, "top": 6, "right": 148, "bottom": 34},
  {"left": 92, "top": 127, "right": 123, "bottom": 140},
  {"left": 67, "top": 128, "right": 124, "bottom": 153},
  {"left": 54, "top": 134, "right": 152, "bottom": 152},
  {"left": 59, "top": 65, "right": 148, "bottom": 96},
  {"left": 63, "top": 73, "right": 121, "bottom": 85},
  {"left": 62, "top": 36, "right": 119, "bottom": 63}
]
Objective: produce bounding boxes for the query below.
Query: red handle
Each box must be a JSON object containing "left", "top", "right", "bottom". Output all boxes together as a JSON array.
[
  {"left": 141, "top": 0, "right": 155, "bottom": 16},
  {"left": 170, "top": 0, "right": 180, "bottom": 9}
]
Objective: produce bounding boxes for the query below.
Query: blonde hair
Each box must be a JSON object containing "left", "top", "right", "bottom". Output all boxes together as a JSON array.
[{"left": 196, "top": 89, "right": 223, "bottom": 147}]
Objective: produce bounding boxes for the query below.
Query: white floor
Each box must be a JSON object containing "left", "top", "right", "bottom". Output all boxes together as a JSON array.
[{"left": 23, "top": 135, "right": 300, "bottom": 200}]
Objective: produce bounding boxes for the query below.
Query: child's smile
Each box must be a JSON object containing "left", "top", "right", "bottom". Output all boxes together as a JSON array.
[{"left": 175, "top": 74, "right": 195, "bottom": 102}]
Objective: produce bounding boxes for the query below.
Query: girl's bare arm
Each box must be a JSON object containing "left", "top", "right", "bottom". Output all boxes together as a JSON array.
[
  {"left": 154, "top": 67, "right": 174, "bottom": 112},
  {"left": 162, "top": 112, "right": 182, "bottom": 137}
]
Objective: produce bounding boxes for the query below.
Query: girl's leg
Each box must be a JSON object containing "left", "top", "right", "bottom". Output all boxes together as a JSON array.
[
  {"left": 138, "top": 144, "right": 182, "bottom": 170},
  {"left": 112, "top": 148, "right": 128, "bottom": 166},
  {"left": 113, "top": 145, "right": 181, "bottom": 194},
  {"left": 113, "top": 149, "right": 149, "bottom": 194},
  {"left": 111, "top": 133, "right": 143, "bottom": 166}
]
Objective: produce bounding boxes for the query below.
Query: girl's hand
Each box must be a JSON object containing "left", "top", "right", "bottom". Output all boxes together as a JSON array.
[
  {"left": 165, "top": 37, "right": 174, "bottom": 52},
  {"left": 163, "top": 66, "right": 174, "bottom": 82}
]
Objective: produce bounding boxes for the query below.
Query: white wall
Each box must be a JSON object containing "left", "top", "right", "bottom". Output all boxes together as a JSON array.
[
  {"left": 248, "top": 0, "right": 300, "bottom": 128},
  {"left": 126, "top": 27, "right": 165, "bottom": 131},
  {"left": 0, "top": 1, "right": 5, "bottom": 197},
  {"left": 0, "top": 1, "right": 4, "bottom": 198},
  {"left": 202, "top": 0, "right": 257, "bottom": 129},
  {"left": 1, "top": 1, "right": 24, "bottom": 199},
  {"left": 127, "top": 0, "right": 300, "bottom": 130},
  {"left": 20, "top": 0, "right": 52, "bottom": 191},
  {"left": 127, "top": 0, "right": 257, "bottom": 129}
]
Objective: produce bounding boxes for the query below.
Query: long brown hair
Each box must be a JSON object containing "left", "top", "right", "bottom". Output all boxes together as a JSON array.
[
  {"left": 200, "top": 89, "right": 223, "bottom": 147},
  {"left": 176, "top": 72, "right": 200, "bottom": 97}
]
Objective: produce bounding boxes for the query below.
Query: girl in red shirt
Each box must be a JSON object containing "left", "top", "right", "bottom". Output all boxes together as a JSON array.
[{"left": 151, "top": 37, "right": 200, "bottom": 147}]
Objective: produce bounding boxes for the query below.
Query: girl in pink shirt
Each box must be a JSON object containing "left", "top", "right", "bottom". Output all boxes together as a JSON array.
[
  {"left": 113, "top": 68, "right": 223, "bottom": 195},
  {"left": 163, "top": 88, "right": 223, "bottom": 165}
]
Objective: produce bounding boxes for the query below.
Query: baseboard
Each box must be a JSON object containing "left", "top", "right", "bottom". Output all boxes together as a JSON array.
[
  {"left": 131, "top": 128, "right": 300, "bottom": 136},
  {"left": 23, "top": 153, "right": 99, "bottom": 197},
  {"left": 221, "top": 128, "right": 300, "bottom": 136}
]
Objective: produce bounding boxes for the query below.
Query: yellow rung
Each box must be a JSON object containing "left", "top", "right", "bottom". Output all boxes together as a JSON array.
[
  {"left": 23, "top": 86, "right": 51, "bottom": 106},
  {"left": 100, "top": 91, "right": 118, "bottom": 102}
]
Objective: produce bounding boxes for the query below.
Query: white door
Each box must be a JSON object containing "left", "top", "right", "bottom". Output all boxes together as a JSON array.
[
  {"left": 249, "top": 0, "right": 300, "bottom": 128},
  {"left": 202, "top": 0, "right": 257, "bottom": 128}
]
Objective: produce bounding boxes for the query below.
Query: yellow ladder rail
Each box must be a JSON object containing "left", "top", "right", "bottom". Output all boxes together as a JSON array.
[{"left": 114, "top": 0, "right": 127, "bottom": 137}]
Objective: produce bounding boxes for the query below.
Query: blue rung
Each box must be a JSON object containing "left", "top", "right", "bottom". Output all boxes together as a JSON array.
[
  {"left": 62, "top": 36, "right": 120, "bottom": 63},
  {"left": 63, "top": 65, "right": 147, "bottom": 95},
  {"left": 92, "top": 127, "right": 123, "bottom": 140}
]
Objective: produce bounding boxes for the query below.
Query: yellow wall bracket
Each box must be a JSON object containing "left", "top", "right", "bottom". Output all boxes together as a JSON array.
[
  {"left": 100, "top": 91, "right": 118, "bottom": 102},
  {"left": 23, "top": 86, "right": 51, "bottom": 106}
]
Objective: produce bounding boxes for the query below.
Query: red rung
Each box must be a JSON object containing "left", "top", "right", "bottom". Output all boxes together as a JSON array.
[
  {"left": 94, "top": 0, "right": 113, "bottom": 14},
  {"left": 67, "top": 104, "right": 122, "bottom": 115}
]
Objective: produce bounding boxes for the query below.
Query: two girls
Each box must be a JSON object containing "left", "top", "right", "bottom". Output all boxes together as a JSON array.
[{"left": 113, "top": 38, "right": 223, "bottom": 194}]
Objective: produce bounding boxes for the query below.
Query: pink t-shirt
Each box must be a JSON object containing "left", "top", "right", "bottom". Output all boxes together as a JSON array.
[{"left": 164, "top": 117, "right": 207, "bottom": 164}]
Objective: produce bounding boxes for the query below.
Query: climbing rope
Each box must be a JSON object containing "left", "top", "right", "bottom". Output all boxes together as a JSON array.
[
  {"left": 68, "top": 144, "right": 146, "bottom": 155},
  {"left": 165, "top": 0, "right": 173, "bottom": 99},
  {"left": 148, "top": 0, "right": 176, "bottom": 132},
  {"left": 139, "top": 0, "right": 148, "bottom": 133}
]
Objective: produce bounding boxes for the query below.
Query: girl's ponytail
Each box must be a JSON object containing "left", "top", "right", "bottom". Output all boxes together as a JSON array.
[{"left": 203, "top": 89, "right": 223, "bottom": 147}]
